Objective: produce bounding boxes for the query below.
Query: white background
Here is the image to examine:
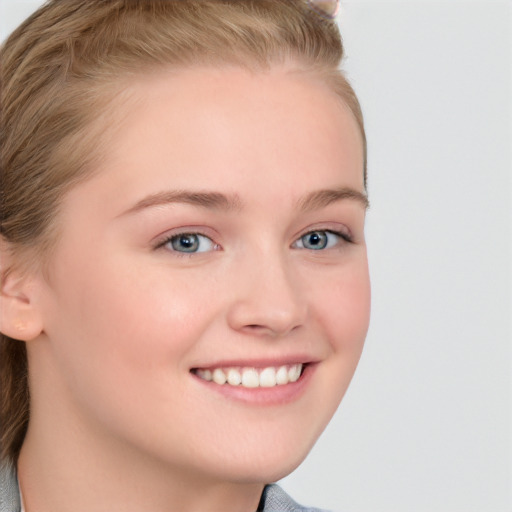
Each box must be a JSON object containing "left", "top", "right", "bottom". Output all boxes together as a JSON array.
[{"left": 1, "top": 1, "right": 510, "bottom": 511}]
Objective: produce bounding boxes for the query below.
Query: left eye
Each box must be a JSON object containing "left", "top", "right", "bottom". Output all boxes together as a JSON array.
[
  {"left": 293, "top": 230, "right": 343, "bottom": 250},
  {"left": 166, "top": 233, "right": 216, "bottom": 253}
]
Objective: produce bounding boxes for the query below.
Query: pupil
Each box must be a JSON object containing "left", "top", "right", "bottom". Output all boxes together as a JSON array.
[
  {"left": 180, "top": 235, "right": 194, "bottom": 247},
  {"left": 304, "top": 231, "right": 327, "bottom": 250},
  {"left": 172, "top": 234, "right": 199, "bottom": 252}
]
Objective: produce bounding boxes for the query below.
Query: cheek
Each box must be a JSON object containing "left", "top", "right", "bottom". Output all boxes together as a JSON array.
[
  {"left": 44, "top": 255, "right": 217, "bottom": 404},
  {"left": 304, "top": 258, "right": 370, "bottom": 393},
  {"left": 277, "top": 259, "right": 370, "bottom": 463},
  {"left": 41, "top": 255, "right": 229, "bottom": 458},
  {"left": 310, "top": 259, "right": 371, "bottom": 353},
  {"left": 338, "top": 270, "right": 371, "bottom": 348}
]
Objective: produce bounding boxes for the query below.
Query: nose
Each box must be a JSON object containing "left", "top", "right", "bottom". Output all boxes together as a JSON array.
[{"left": 226, "top": 252, "right": 307, "bottom": 338}]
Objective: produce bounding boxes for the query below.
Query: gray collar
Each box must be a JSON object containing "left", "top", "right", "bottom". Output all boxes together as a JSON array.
[
  {"left": 0, "top": 461, "right": 20, "bottom": 512},
  {"left": 258, "top": 483, "right": 329, "bottom": 511}
]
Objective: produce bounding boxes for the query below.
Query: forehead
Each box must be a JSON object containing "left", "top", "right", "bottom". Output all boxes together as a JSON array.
[{"left": 67, "top": 66, "right": 365, "bottom": 216}]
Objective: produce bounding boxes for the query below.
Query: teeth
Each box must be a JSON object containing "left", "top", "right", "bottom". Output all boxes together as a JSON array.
[
  {"left": 195, "top": 364, "right": 303, "bottom": 388},
  {"left": 259, "top": 367, "right": 276, "bottom": 387},
  {"left": 212, "top": 368, "right": 226, "bottom": 385},
  {"left": 241, "top": 368, "right": 260, "bottom": 388},
  {"left": 276, "top": 365, "right": 289, "bottom": 385},
  {"left": 227, "top": 368, "right": 242, "bottom": 386},
  {"left": 288, "top": 364, "right": 302, "bottom": 383},
  {"left": 196, "top": 368, "right": 212, "bottom": 381}
]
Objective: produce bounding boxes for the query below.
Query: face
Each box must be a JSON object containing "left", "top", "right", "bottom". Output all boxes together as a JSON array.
[{"left": 34, "top": 66, "right": 370, "bottom": 484}]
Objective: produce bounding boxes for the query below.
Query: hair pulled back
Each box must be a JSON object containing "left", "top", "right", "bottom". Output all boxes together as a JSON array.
[{"left": 0, "top": 0, "right": 366, "bottom": 465}]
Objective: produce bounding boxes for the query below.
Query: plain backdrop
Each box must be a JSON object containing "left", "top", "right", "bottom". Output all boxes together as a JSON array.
[{"left": 1, "top": 1, "right": 510, "bottom": 511}]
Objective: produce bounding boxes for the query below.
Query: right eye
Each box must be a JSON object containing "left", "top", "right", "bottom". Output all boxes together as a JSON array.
[
  {"left": 293, "top": 229, "right": 350, "bottom": 251},
  {"left": 163, "top": 233, "right": 217, "bottom": 254}
]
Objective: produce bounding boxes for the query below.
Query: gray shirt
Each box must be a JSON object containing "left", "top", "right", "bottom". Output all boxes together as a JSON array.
[{"left": 0, "top": 461, "right": 328, "bottom": 512}]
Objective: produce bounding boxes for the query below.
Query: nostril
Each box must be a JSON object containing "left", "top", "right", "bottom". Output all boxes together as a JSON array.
[
  {"left": 242, "top": 324, "right": 278, "bottom": 336},
  {"left": 244, "top": 324, "right": 268, "bottom": 333}
]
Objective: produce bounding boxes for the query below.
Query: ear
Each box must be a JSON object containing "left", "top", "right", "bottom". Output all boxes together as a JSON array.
[{"left": 0, "top": 242, "right": 44, "bottom": 342}]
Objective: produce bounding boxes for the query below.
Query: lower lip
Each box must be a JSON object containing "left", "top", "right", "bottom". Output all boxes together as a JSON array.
[{"left": 190, "top": 363, "right": 317, "bottom": 406}]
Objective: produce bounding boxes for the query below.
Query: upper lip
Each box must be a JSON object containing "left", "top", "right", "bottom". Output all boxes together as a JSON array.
[{"left": 190, "top": 355, "right": 320, "bottom": 370}]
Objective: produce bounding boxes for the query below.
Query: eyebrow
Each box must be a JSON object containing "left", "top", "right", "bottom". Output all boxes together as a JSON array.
[
  {"left": 120, "top": 190, "right": 243, "bottom": 216},
  {"left": 297, "top": 187, "right": 369, "bottom": 211},
  {"left": 120, "top": 186, "right": 368, "bottom": 217}
]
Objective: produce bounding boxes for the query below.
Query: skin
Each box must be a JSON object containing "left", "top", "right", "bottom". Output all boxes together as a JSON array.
[{"left": 13, "top": 65, "right": 370, "bottom": 512}]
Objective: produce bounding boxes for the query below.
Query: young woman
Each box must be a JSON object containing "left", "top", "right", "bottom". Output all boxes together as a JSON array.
[{"left": 0, "top": 1, "right": 369, "bottom": 510}]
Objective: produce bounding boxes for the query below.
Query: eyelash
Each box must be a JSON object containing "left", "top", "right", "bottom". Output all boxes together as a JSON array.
[
  {"left": 293, "top": 229, "right": 353, "bottom": 250},
  {"left": 155, "top": 228, "right": 353, "bottom": 256},
  {"left": 155, "top": 231, "right": 219, "bottom": 257}
]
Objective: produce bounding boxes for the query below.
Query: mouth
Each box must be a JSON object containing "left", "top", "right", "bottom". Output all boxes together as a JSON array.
[{"left": 191, "top": 363, "right": 306, "bottom": 389}]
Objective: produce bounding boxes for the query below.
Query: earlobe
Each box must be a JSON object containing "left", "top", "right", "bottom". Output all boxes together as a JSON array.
[{"left": 0, "top": 257, "right": 44, "bottom": 342}]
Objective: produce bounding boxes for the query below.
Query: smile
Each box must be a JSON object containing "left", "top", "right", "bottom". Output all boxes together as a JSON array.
[{"left": 192, "top": 364, "right": 304, "bottom": 388}]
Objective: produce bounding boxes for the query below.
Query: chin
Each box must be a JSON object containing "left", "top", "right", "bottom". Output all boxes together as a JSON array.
[{"left": 197, "top": 431, "right": 320, "bottom": 485}]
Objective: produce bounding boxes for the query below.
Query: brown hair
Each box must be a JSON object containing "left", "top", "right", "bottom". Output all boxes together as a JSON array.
[{"left": 0, "top": 0, "right": 366, "bottom": 465}]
